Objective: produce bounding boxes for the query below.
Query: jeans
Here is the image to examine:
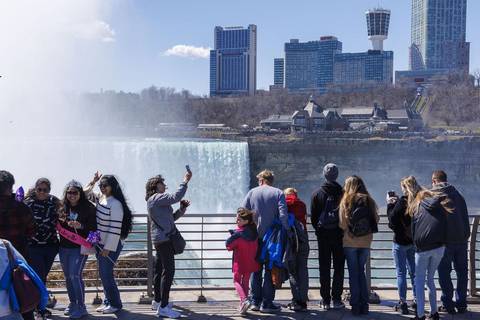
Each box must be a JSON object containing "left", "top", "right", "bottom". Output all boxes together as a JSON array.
[
  {"left": 438, "top": 242, "right": 468, "bottom": 310},
  {"left": 0, "top": 313, "right": 23, "bottom": 320},
  {"left": 392, "top": 243, "right": 416, "bottom": 302},
  {"left": 27, "top": 244, "right": 58, "bottom": 284},
  {"left": 96, "top": 242, "right": 123, "bottom": 309},
  {"left": 289, "top": 249, "right": 309, "bottom": 304},
  {"left": 415, "top": 246, "right": 445, "bottom": 318},
  {"left": 234, "top": 272, "right": 251, "bottom": 302},
  {"left": 251, "top": 240, "right": 275, "bottom": 308},
  {"left": 59, "top": 247, "right": 88, "bottom": 309},
  {"left": 154, "top": 241, "right": 175, "bottom": 308},
  {"left": 318, "top": 237, "right": 344, "bottom": 303},
  {"left": 344, "top": 247, "right": 369, "bottom": 311}
]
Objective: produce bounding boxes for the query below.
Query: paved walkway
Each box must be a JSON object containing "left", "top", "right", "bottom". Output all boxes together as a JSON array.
[{"left": 48, "top": 290, "right": 480, "bottom": 320}]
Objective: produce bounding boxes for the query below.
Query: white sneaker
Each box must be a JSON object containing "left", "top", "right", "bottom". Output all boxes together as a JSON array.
[
  {"left": 156, "top": 306, "right": 180, "bottom": 319},
  {"left": 152, "top": 301, "right": 173, "bottom": 310},
  {"left": 102, "top": 306, "right": 120, "bottom": 314},
  {"left": 95, "top": 305, "right": 107, "bottom": 313}
]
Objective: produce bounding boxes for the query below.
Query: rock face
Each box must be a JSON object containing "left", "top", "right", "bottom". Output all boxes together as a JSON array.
[{"left": 248, "top": 136, "right": 480, "bottom": 209}]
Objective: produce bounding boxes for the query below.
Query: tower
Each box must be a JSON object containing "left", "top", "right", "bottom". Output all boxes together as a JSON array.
[{"left": 366, "top": 8, "right": 391, "bottom": 51}]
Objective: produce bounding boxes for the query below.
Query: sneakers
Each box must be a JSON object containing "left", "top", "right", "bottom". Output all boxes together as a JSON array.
[
  {"left": 260, "top": 303, "right": 281, "bottom": 314},
  {"left": 95, "top": 304, "right": 107, "bottom": 313},
  {"left": 250, "top": 303, "right": 260, "bottom": 311},
  {"left": 457, "top": 307, "right": 467, "bottom": 314},
  {"left": 239, "top": 300, "right": 251, "bottom": 315},
  {"left": 102, "top": 306, "right": 120, "bottom": 314},
  {"left": 321, "top": 301, "right": 331, "bottom": 310},
  {"left": 428, "top": 312, "right": 440, "bottom": 320},
  {"left": 152, "top": 301, "right": 173, "bottom": 311},
  {"left": 438, "top": 305, "right": 456, "bottom": 314},
  {"left": 395, "top": 301, "right": 409, "bottom": 315},
  {"left": 287, "top": 301, "right": 307, "bottom": 312},
  {"left": 332, "top": 300, "right": 345, "bottom": 309},
  {"left": 414, "top": 316, "right": 426, "bottom": 320},
  {"left": 157, "top": 305, "right": 180, "bottom": 319},
  {"left": 69, "top": 306, "right": 88, "bottom": 319}
]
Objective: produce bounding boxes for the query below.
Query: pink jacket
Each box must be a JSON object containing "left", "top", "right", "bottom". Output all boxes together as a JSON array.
[{"left": 226, "top": 225, "right": 260, "bottom": 274}]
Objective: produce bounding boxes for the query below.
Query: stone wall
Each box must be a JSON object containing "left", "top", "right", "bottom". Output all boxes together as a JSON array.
[{"left": 248, "top": 136, "right": 480, "bottom": 208}]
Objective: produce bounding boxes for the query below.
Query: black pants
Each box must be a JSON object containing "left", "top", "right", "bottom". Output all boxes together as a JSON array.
[
  {"left": 317, "top": 237, "right": 345, "bottom": 303},
  {"left": 154, "top": 241, "right": 175, "bottom": 308}
]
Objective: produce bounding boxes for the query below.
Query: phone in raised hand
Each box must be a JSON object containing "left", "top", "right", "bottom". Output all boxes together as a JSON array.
[{"left": 186, "top": 165, "right": 191, "bottom": 173}]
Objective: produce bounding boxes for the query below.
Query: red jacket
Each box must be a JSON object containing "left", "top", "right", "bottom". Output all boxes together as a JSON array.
[
  {"left": 286, "top": 194, "right": 307, "bottom": 231},
  {"left": 226, "top": 225, "right": 260, "bottom": 274}
]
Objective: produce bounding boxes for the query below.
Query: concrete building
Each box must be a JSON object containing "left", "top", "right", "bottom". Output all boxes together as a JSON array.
[
  {"left": 366, "top": 8, "right": 391, "bottom": 51},
  {"left": 210, "top": 25, "right": 257, "bottom": 96},
  {"left": 410, "top": 0, "right": 469, "bottom": 72},
  {"left": 395, "top": 69, "right": 451, "bottom": 88},
  {"left": 284, "top": 37, "right": 342, "bottom": 93}
]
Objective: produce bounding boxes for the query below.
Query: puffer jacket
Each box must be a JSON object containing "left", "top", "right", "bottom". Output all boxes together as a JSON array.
[{"left": 226, "top": 225, "right": 259, "bottom": 274}]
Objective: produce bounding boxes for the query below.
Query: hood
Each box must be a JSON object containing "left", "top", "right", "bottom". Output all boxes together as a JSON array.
[
  {"left": 321, "top": 180, "right": 343, "bottom": 197},
  {"left": 419, "top": 195, "right": 443, "bottom": 211},
  {"left": 286, "top": 193, "right": 301, "bottom": 206},
  {"left": 237, "top": 224, "right": 258, "bottom": 241},
  {"left": 432, "top": 183, "right": 457, "bottom": 196}
]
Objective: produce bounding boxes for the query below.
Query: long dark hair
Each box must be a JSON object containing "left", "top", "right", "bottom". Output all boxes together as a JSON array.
[
  {"left": 145, "top": 175, "right": 164, "bottom": 201},
  {"left": 101, "top": 175, "right": 133, "bottom": 239},
  {"left": 61, "top": 180, "right": 89, "bottom": 219}
]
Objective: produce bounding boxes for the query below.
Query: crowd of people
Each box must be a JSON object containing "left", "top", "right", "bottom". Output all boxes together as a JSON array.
[{"left": 0, "top": 163, "right": 471, "bottom": 320}]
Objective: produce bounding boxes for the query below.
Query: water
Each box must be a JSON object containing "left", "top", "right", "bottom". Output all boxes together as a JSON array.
[{"left": 0, "top": 137, "right": 250, "bottom": 213}]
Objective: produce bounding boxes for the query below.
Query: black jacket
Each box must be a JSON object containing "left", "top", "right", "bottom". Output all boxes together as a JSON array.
[
  {"left": 432, "top": 183, "right": 470, "bottom": 244},
  {"left": 311, "top": 181, "right": 343, "bottom": 239},
  {"left": 59, "top": 201, "right": 97, "bottom": 248},
  {"left": 387, "top": 196, "right": 413, "bottom": 246},
  {"left": 412, "top": 196, "right": 447, "bottom": 252}
]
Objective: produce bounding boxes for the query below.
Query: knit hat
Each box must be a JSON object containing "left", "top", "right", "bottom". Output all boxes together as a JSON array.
[{"left": 323, "top": 163, "right": 338, "bottom": 182}]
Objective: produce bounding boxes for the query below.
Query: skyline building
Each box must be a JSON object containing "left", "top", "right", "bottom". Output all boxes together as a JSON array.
[
  {"left": 273, "top": 58, "right": 284, "bottom": 87},
  {"left": 366, "top": 8, "right": 391, "bottom": 51},
  {"left": 410, "top": 0, "right": 469, "bottom": 72},
  {"left": 284, "top": 37, "right": 342, "bottom": 93},
  {"left": 209, "top": 24, "right": 257, "bottom": 96}
]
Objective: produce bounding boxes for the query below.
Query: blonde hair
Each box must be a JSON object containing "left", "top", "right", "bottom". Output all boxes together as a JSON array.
[
  {"left": 407, "top": 189, "right": 454, "bottom": 217},
  {"left": 401, "top": 176, "right": 424, "bottom": 216},
  {"left": 340, "top": 175, "right": 378, "bottom": 223},
  {"left": 256, "top": 170, "right": 274, "bottom": 185},
  {"left": 284, "top": 187, "right": 297, "bottom": 195}
]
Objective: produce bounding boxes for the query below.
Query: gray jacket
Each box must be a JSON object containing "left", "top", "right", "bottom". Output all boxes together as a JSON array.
[
  {"left": 147, "top": 183, "right": 187, "bottom": 244},
  {"left": 242, "top": 185, "right": 289, "bottom": 238}
]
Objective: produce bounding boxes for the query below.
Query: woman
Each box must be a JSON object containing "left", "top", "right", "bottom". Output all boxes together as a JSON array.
[
  {"left": 85, "top": 173, "right": 133, "bottom": 314},
  {"left": 58, "top": 180, "right": 97, "bottom": 319},
  {"left": 409, "top": 189, "right": 449, "bottom": 320},
  {"left": 339, "top": 176, "right": 379, "bottom": 316},
  {"left": 145, "top": 170, "right": 191, "bottom": 319},
  {"left": 386, "top": 176, "right": 421, "bottom": 315},
  {"left": 24, "top": 178, "right": 60, "bottom": 289}
]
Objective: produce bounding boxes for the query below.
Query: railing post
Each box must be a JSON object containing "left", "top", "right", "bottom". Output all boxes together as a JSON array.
[
  {"left": 197, "top": 216, "right": 207, "bottom": 303},
  {"left": 367, "top": 248, "right": 380, "bottom": 304},
  {"left": 139, "top": 216, "right": 154, "bottom": 304},
  {"left": 92, "top": 259, "right": 102, "bottom": 305},
  {"left": 469, "top": 216, "right": 479, "bottom": 297}
]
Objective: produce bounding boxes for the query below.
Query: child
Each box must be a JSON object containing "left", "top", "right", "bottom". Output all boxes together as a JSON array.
[{"left": 226, "top": 208, "right": 260, "bottom": 315}]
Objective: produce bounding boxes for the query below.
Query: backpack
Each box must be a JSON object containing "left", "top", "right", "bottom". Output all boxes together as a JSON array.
[
  {"left": 317, "top": 193, "right": 340, "bottom": 230},
  {"left": 348, "top": 206, "right": 373, "bottom": 237}
]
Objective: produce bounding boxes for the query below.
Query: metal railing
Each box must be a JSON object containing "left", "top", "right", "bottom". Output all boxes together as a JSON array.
[{"left": 47, "top": 213, "right": 480, "bottom": 301}]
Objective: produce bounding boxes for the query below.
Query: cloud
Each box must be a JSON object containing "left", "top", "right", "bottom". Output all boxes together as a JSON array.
[
  {"left": 164, "top": 45, "right": 211, "bottom": 59},
  {"left": 74, "top": 20, "right": 116, "bottom": 42}
]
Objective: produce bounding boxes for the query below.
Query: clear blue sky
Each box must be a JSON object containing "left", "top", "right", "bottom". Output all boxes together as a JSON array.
[{"left": 73, "top": 0, "right": 480, "bottom": 95}]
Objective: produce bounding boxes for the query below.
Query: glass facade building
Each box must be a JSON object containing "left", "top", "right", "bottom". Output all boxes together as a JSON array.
[
  {"left": 333, "top": 50, "right": 394, "bottom": 90},
  {"left": 273, "top": 58, "right": 284, "bottom": 87},
  {"left": 209, "top": 25, "right": 257, "bottom": 96},
  {"left": 410, "top": 0, "right": 469, "bottom": 72},
  {"left": 284, "top": 37, "right": 342, "bottom": 93}
]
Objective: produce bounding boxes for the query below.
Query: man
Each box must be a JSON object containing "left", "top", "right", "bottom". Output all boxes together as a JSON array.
[
  {"left": 242, "top": 170, "right": 289, "bottom": 313},
  {"left": 311, "top": 163, "right": 345, "bottom": 310},
  {"left": 432, "top": 170, "right": 470, "bottom": 314},
  {"left": 0, "top": 170, "right": 35, "bottom": 257}
]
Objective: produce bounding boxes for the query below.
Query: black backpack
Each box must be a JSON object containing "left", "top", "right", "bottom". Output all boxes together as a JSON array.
[
  {"left": 317, "top": 193, "right": 340, "bottom": 230},
  {"left": 348, "top": 205, "right": 373, "bottom": 237}
]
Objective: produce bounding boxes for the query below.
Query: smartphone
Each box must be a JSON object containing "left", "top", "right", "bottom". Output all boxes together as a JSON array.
[
  {"left": 387, "top": 190, "right": 396, "bottom": 197},
  {"left": 186, "top": 165, "right": 191, "bottom": 173}
]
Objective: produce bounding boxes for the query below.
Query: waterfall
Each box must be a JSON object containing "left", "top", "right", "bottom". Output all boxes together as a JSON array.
[{"left": 0, "top": 137, "right": 250, "bottom": 214}]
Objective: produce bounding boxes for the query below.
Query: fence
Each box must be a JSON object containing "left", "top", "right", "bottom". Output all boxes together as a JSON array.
[{"left": 47, "top": 213, "right": 480, "bottom": 301}]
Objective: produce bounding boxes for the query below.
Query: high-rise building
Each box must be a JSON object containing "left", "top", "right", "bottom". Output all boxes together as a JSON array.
[
  {"left": 334, "top": 50, "right": 393, "bottom": 89},
  {"left": 410, "top": 0, "right": 469, "bottom": 72},
  {"left": 366, "top": 8, "right": 391, "bottom": 51},
  {"left": 273, "top": 58, "right": 284, "bottom": 87},
  {"left": 284, "top": 37, "right": 342, "bottom": 93},
  {"left": 209, "top": 25, "right": 257, "bottom": 96}
]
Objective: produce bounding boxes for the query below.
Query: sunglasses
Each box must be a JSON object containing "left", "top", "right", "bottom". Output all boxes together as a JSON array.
[
  {"left": 66, "top": 191, "right": 80, "bottom": 196},
  {"left": 99, "top": 183, "right": 109, "bottom": 188},
  {"left": 36, "top": 188, "right": 49, "bottom": 193}
]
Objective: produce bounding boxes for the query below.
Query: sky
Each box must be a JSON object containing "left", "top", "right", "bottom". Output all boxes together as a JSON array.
[{"left": 1, "top": 0, "right": 479, "bottom": 97}]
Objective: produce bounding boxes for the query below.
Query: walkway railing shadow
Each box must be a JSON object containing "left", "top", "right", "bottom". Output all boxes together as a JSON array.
[{"left": 46, "top": 212, "right": 480, "bottom": 303}]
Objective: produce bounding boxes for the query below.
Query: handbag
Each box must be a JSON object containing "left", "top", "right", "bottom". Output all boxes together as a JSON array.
[
  {"left": 3, "top": 240, "right": 41, "bottom": 313},
  {"left": 150, "top": 216, "right": 186, "bottom": 255}
]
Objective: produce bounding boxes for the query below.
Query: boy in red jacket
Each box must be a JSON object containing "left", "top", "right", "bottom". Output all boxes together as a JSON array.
[
  {"left": 226, "top": 208, "right": 259, "bottom": 315},
  {"left": 285, "top": 188, "right": 307, "bottom": 230}
]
